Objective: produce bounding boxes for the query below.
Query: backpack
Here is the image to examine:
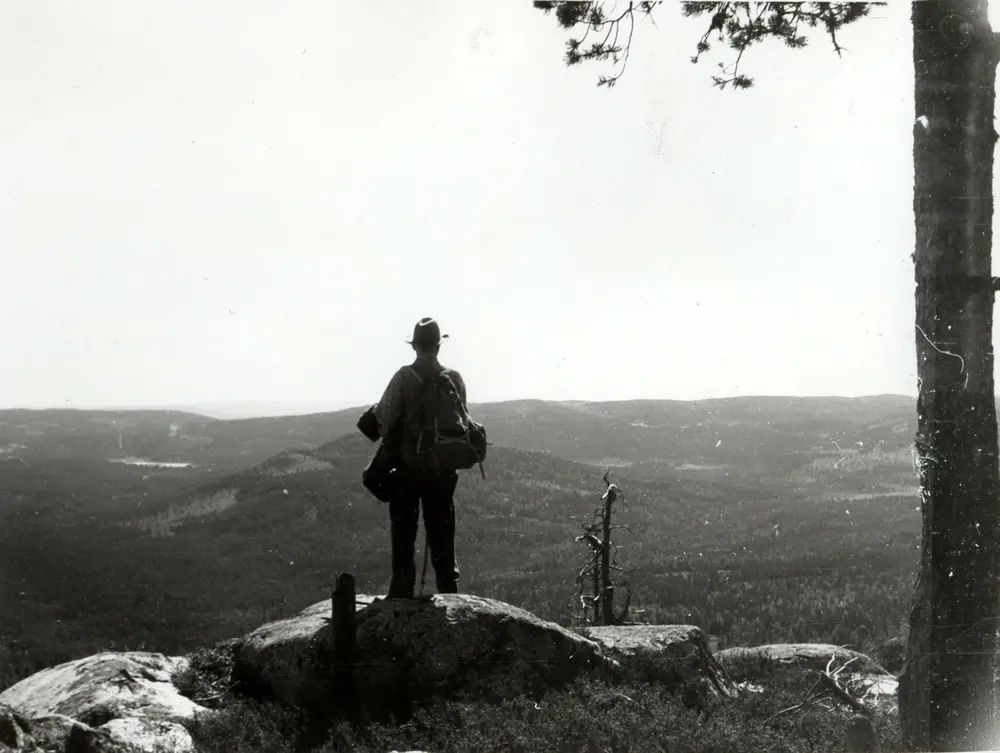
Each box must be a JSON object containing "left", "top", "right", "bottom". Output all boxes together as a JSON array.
[{"left": 400, "top": 367, "right": 487, "bottom": 477}]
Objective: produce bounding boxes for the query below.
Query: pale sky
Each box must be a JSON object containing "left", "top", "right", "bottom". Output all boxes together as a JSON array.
[{"left": 0, "top": 2, "right": 974, "bottom": 410}]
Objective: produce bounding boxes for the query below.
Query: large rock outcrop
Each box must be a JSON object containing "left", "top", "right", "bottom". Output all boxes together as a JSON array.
[
  {"left": 0, "top": 653, "right": 205, "bottom": 753},
  {"left": 232, "top": 594, "right": 617, "bottom": 711},
  {"left": 579, "top": 625, "right": 739, "bottom": 700}
]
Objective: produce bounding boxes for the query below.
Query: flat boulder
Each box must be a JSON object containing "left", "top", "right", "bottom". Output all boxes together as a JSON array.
[
  {"left": 579, "top": 625, "right": 738, "bottom": 699},
  {"left": 0, "top": 652, "right": 209, "bottom": 729},
  {"left": 230, "top": 594, "right": 378, "bottom": 707},
  {"left": 232, "top": 594, "right": 616, "bottom": 710},
  {"left": 357, "top": 595, "right": 615, "bottom": 701},
  {"left": 716, "top": 644, "right": 888, "bottom": 676}
]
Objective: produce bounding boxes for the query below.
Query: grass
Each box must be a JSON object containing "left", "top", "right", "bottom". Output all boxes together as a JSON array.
[{"left": 188, "top": 671, "right": 903, "bottom": 753}]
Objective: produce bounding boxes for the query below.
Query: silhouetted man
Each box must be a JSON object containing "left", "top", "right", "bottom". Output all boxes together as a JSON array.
[{"left": 374, "top": 317, "right": 469, "bottom": 598}]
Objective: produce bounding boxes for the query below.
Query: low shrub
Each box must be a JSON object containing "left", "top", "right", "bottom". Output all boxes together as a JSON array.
[
  {"left": 188, "top": 698, "right": 303, "bottom": 753},
  {"left": 191, "top": 673, "right": 903, "bottom": 753},
  {"left": 174, "top": 640, "right": 238, "bottom": 709}
]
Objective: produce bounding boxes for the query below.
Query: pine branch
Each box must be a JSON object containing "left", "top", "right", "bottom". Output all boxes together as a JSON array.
[
  {"left": 535, "top": 1, "right": 659, "bottom": 87},
  {"left": 538, "top": 1, "right": 880, "bottom": 90}
]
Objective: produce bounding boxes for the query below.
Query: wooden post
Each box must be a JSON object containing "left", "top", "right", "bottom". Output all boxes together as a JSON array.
[{"left": 332, "top": 573, "right": 357, "bottom": 714}]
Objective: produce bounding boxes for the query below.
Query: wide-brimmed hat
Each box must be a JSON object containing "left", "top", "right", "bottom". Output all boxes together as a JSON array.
[{"left": 405, "top": 317, "right": 450, "bottom": 348}]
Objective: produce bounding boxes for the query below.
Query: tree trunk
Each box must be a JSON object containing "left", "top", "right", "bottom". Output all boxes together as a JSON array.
[
  {"left": 901, "top": 2, "right": 1000, "bottom": 749},
  {"left": 601, "top": 491, "right": 614, "bottom": 625},
  {"left": 591, "top": 553, "right": 601, "bottom": 624}
]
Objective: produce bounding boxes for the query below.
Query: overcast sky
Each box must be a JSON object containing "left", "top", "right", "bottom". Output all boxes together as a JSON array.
[{"left": 0, "top": 2, "right": 973, "bottom": 411}]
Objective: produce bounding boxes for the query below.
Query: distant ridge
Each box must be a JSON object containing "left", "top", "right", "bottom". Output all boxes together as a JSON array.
[
  {"left": 3, "top": 401, "right": 361, "bottom": 420},
  {"left": 179, "top": 400, "right": 361, "bottom": 419},
  {"left": 0, "top": 407, "right": 212, "bottom": 421},
  {"left": 3, "top": 394, "right": 917, "bottom": 420}
]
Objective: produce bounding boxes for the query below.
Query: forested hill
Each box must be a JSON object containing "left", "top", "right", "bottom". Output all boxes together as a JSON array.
[
  {"left": 0, "top": 394, "right": 916, "bottom": 473},
  {"left": 1, "top": 406, "right": 920, "bottom": 688}
]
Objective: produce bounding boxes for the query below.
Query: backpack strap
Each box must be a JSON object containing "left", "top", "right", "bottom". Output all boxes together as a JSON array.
[
  {"left": 432, "top": 369, "right": 471, "bottom": 422},
  {"left": 406, "top": 367, "right": 443, "bottom": 473},
  {"left": 405, "top": 367, "right": 434, "bottom": 424},
  {"left": 408, "top": 367, "right": 464, "bottom": 419}
]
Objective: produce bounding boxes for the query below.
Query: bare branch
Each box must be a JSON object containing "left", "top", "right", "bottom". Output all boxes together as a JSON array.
[
  {"left": 823, "top": 645, "right": 856, "bottom": 675},
  {"left": 830, "top": 655, "right": 862, "bottom": 678},
  {"left": 613, "top": 692, "right": 645, "bottom": 710},
  {"left": 577, "top": 551, "right": 601, "bottom": 578},
  {"left": 817, "top": 671, "right": 873, "bottom": 718},
  {"left": 764, "top": 663, "right": 876, "bottom": 726},
  {"left": 610, "top": 563, "right": 639, "bottom": 574},
  {"left": 190, "top": 685, "right": 236, "bottom": 704},
  {"left": 611, "top": 524, "right": 639, "bottom": 539}
]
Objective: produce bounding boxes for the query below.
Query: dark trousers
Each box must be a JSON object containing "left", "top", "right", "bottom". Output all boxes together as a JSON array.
[{"left": 387, "top": 470, "right": 460, "bottom": 598}]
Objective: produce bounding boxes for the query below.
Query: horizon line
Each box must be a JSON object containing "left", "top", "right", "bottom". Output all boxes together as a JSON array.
[{"left": 1, "top": 392, "right": 922, "bottom": 418}]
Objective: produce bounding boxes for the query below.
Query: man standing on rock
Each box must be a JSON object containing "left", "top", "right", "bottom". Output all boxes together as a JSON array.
[{"left": 374, "top": 317, "right": 471, "bottom": 599}]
